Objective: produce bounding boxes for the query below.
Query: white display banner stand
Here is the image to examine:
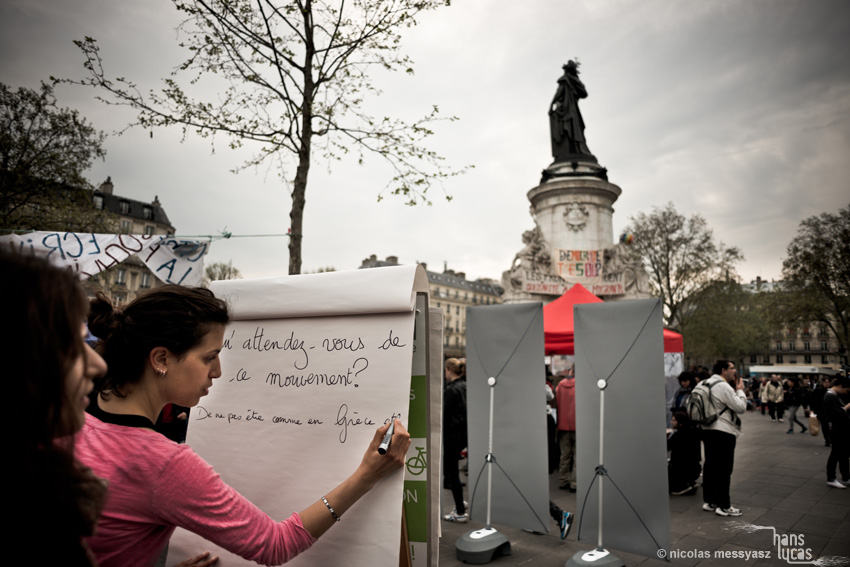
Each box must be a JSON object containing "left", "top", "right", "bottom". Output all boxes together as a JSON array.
[{"left": 167, "top": 265, "right": 429, "bottom": 566}]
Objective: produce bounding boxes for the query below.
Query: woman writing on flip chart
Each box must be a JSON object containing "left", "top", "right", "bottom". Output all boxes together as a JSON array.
[{"left": 78, "top": 285, "right": 410, "bottom": 567}]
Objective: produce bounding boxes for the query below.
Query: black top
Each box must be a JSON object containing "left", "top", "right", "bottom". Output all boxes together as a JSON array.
[
  {"left": 87, "top": 397, "right": 156, "bottom": 430},
  {"left": 443, "top": 376, "right": 468, "bottom": 450}
]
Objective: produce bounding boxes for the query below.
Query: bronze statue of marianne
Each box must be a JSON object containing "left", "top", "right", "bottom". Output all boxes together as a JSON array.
[{"left": 549, "top": 60, "right": 595, "bottom": 162}]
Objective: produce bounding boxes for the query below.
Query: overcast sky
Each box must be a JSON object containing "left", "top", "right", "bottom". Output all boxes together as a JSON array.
[{"left": 2, "top": 0, "right": 848, "bottom": 284}]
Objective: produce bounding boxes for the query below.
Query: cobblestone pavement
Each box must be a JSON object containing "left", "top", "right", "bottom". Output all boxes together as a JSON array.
[{"left": 437, "top": 411, "right": 850, "bottom": 567}]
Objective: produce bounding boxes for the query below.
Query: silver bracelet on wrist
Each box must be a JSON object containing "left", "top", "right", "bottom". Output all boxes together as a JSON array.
[{"left": 322, "top": 496, "right": 340, "bottom": 522}]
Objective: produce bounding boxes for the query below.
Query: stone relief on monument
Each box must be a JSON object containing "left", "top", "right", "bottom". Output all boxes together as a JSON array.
[
  {"left": 603, "top": 243, "right": 651, "bottom": 297},
  {"left": 502, "top": 61, "right": 651, "bottom": 303},
  {"left": 502, "top": 225, "right": 570, "bottom": 297},
  {"left": 563, "top": 202, "right": 589, "bottom": 232}
]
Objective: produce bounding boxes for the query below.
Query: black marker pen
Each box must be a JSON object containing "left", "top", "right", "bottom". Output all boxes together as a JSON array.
[{"left": 378, "top": 418, "right": 395, "bottom": 455}]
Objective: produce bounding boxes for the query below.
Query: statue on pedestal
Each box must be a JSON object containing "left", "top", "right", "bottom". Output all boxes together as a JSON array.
[{"left": 549, "top": 60, "right": 595, "bottom": 162}]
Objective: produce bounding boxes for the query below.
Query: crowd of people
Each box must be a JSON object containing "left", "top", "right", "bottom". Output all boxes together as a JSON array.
[
  {"left": 7, "top": 251, "right": 411, "bottom": 566},
  {"left": 666, "top": 362, "right": 850, "bottom": 512}
]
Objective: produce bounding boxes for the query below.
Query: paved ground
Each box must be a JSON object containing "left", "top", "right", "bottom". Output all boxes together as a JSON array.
[{"left": 437, "top": 411, "right": 850, "bottom": 566}]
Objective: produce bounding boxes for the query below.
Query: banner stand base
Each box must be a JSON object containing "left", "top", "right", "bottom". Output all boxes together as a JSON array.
[
  {"left": 455, "top": 527, "right": 511, "bottom": 564},
  {"left": 566, "top": 549, "right": 625, "bottom": 567}
]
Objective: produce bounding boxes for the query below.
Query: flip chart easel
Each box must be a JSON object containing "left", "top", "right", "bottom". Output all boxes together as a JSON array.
[{"left": 166, "top": 265, "right": 439, "bottom": 567}]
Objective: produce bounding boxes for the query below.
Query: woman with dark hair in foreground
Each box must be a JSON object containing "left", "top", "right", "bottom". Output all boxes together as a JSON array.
[{"left": 4, "top": 252, "right": 108, "bottom": 565}]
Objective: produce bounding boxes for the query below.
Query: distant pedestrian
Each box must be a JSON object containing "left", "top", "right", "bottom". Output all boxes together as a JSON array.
[
  {"left": 443, "top": 358, "right": 469, "bottom": 522},
  {"left": 556, "top": 366, "right": 577, "bottom": 492},
  {"left": 671, "top": 371, "right": 695, "bottom": 414},
  {"left": 765, "top": 375, "right": 784, "bottom": 422},
  {"left": 811, "top": 377, "right": 833, "bottom": 447},
  {"left": 784, "top": 377, "right": 808, "bottom": 434},
  {"left": 758, "top": 378, "right": 769, "bottom": 415},
  {"left": 668, "top": 411, "right": 701, "bottom": 495},
  {"left": 824, "top": 375, "right": 850, "bottom": 489}
]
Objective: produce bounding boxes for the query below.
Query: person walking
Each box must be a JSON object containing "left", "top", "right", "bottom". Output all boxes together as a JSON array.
[
  {"left": 784, "top": 377, "right": 808, "bottom": 434},
  {"left": 765, "top": 375, "right": 784, "bottom": 422}
]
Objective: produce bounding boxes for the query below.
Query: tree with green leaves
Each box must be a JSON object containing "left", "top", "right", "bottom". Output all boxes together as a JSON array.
[
  {"left": 623, "top": 202, "right": 743, "bottom": 328},
  {"left": 1, "top": 82, "right": 114, "bottom": 232},
  {"left": 781, "top": 204, "right": 850, "bottom": 365},
  {"left": 66, "top": 0, "right": 462, "bottom": 274},
  {"left": 679, "top": 280, "right": 775, "bottom": 368}
]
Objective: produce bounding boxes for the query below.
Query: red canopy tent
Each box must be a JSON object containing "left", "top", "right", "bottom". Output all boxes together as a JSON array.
[{"left": 542, "top": 283, "right": 683, "bottom": 355}]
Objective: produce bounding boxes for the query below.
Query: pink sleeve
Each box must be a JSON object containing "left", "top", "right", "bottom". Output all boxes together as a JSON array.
[{"left": 153, "top": 447, "right": 317, "bottom": 565}]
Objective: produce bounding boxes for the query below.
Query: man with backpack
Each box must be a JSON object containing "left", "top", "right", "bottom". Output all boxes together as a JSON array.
[{"left": 691, "top": 359, "right": 747, "bottom": 517}]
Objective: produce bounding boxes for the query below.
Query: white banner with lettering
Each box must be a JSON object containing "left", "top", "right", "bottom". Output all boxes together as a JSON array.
[
  {"left": 554, "top": 248, "right": 625, "bottom": 296},
  {"left": 0, "top": 231, "right": 209, "bottom": 286}
]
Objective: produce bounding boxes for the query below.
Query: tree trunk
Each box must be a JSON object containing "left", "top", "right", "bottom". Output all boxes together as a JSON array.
[
  {"left": 288, "top": 1, "right": 315, "bottom": 275},
  {"left": 289, "top": 147, "right": 309, "bottom": 275}
]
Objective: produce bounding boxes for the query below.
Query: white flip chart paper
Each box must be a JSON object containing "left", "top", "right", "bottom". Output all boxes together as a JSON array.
[{"left": 168, "top": 266, "right": 426, "bottom": 566}]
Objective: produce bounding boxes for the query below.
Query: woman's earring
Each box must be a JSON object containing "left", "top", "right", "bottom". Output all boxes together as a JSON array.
[{"left": 156, "top": 368, "right": 167, "bottom": 376}]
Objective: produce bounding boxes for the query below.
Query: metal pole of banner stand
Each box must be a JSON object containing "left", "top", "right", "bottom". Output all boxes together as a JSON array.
[
  {"left": 455, "top": 377, "right": 511, "bottom": 564},
  {"left": 566, "top": 379, "right": 624, "bottom": 567}
]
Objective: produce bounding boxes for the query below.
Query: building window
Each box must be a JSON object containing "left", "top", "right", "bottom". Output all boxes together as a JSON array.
[
  {"left": 93, "top": 195, "right": 103, "bottom": 209},
  {"left": 763, "top": 355, "right": 770, "bottom": 364},
  {"left": 821, "top": 341, "right": 828, "bottom": 351},
  {"left": 789, "top": 355, "right": 797, "bottom": 363},
  {"left": 145, "top": 225, "right": 155, "bottom": 236},
  {"left": 821, "top": 355, "right": 829, "bottom": 364},
  {"left": 120, "top": 201, "right": 130, "bottom": 214},
  {"left": 130, "top": 272, "right": 138, "bottom": 289},
  {"left": 456, "top": 305, "right": 460, "bottom": 315},
  {"left": 804, "top": 341, "right": 810, "bottom": 351},
  {"left": 140, "top": 272, "right": 151, "bottom": 289},
  {"left": 776, "top": 354, "right": 783, "bottom": 364},
  {"left": 819, "top": 327, "right": 828, "bottom": 336},
  {"left": 775, "top": 342, "right": 782, "bottom": 351},
  {"left": 115, "top": 269, "right": 126, "bottom": 285},
  {"left": 802, "top": 328, "right": 811, "bottom": 337},
  {"left": 143, "top": 206, "right": 153, "bottom": 220},
  {"left": 112, "top": 293, "right": 126, "bottom": 304},
  {"left": 750, "top": 354, "right": 757, "bottom": 363},
  {"left": 120, "top": 220, "right": 132, "bottom": 233},
  {"left": 789, "top": 341, "right": 795, "bottom": 351},
  {"left": 804, "top": 354, "right": 812, "bottom": 364}
]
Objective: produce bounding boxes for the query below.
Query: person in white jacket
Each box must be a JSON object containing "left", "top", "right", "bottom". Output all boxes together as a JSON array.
[{"left": 701, "top": 359, "right": 747, "bottom": 517}]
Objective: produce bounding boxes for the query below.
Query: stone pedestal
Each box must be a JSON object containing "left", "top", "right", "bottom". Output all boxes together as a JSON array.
[
  {"left": 502, "top": 159, "right": 633, "bottom": 304},
  {"left": 529, "top": 159, "right": 621, "bottom": 252}
]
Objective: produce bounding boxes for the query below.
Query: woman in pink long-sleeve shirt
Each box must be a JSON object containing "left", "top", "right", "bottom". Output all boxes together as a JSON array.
[{"left": 79, "top": 285, "right": 410, "bottom": 566}]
